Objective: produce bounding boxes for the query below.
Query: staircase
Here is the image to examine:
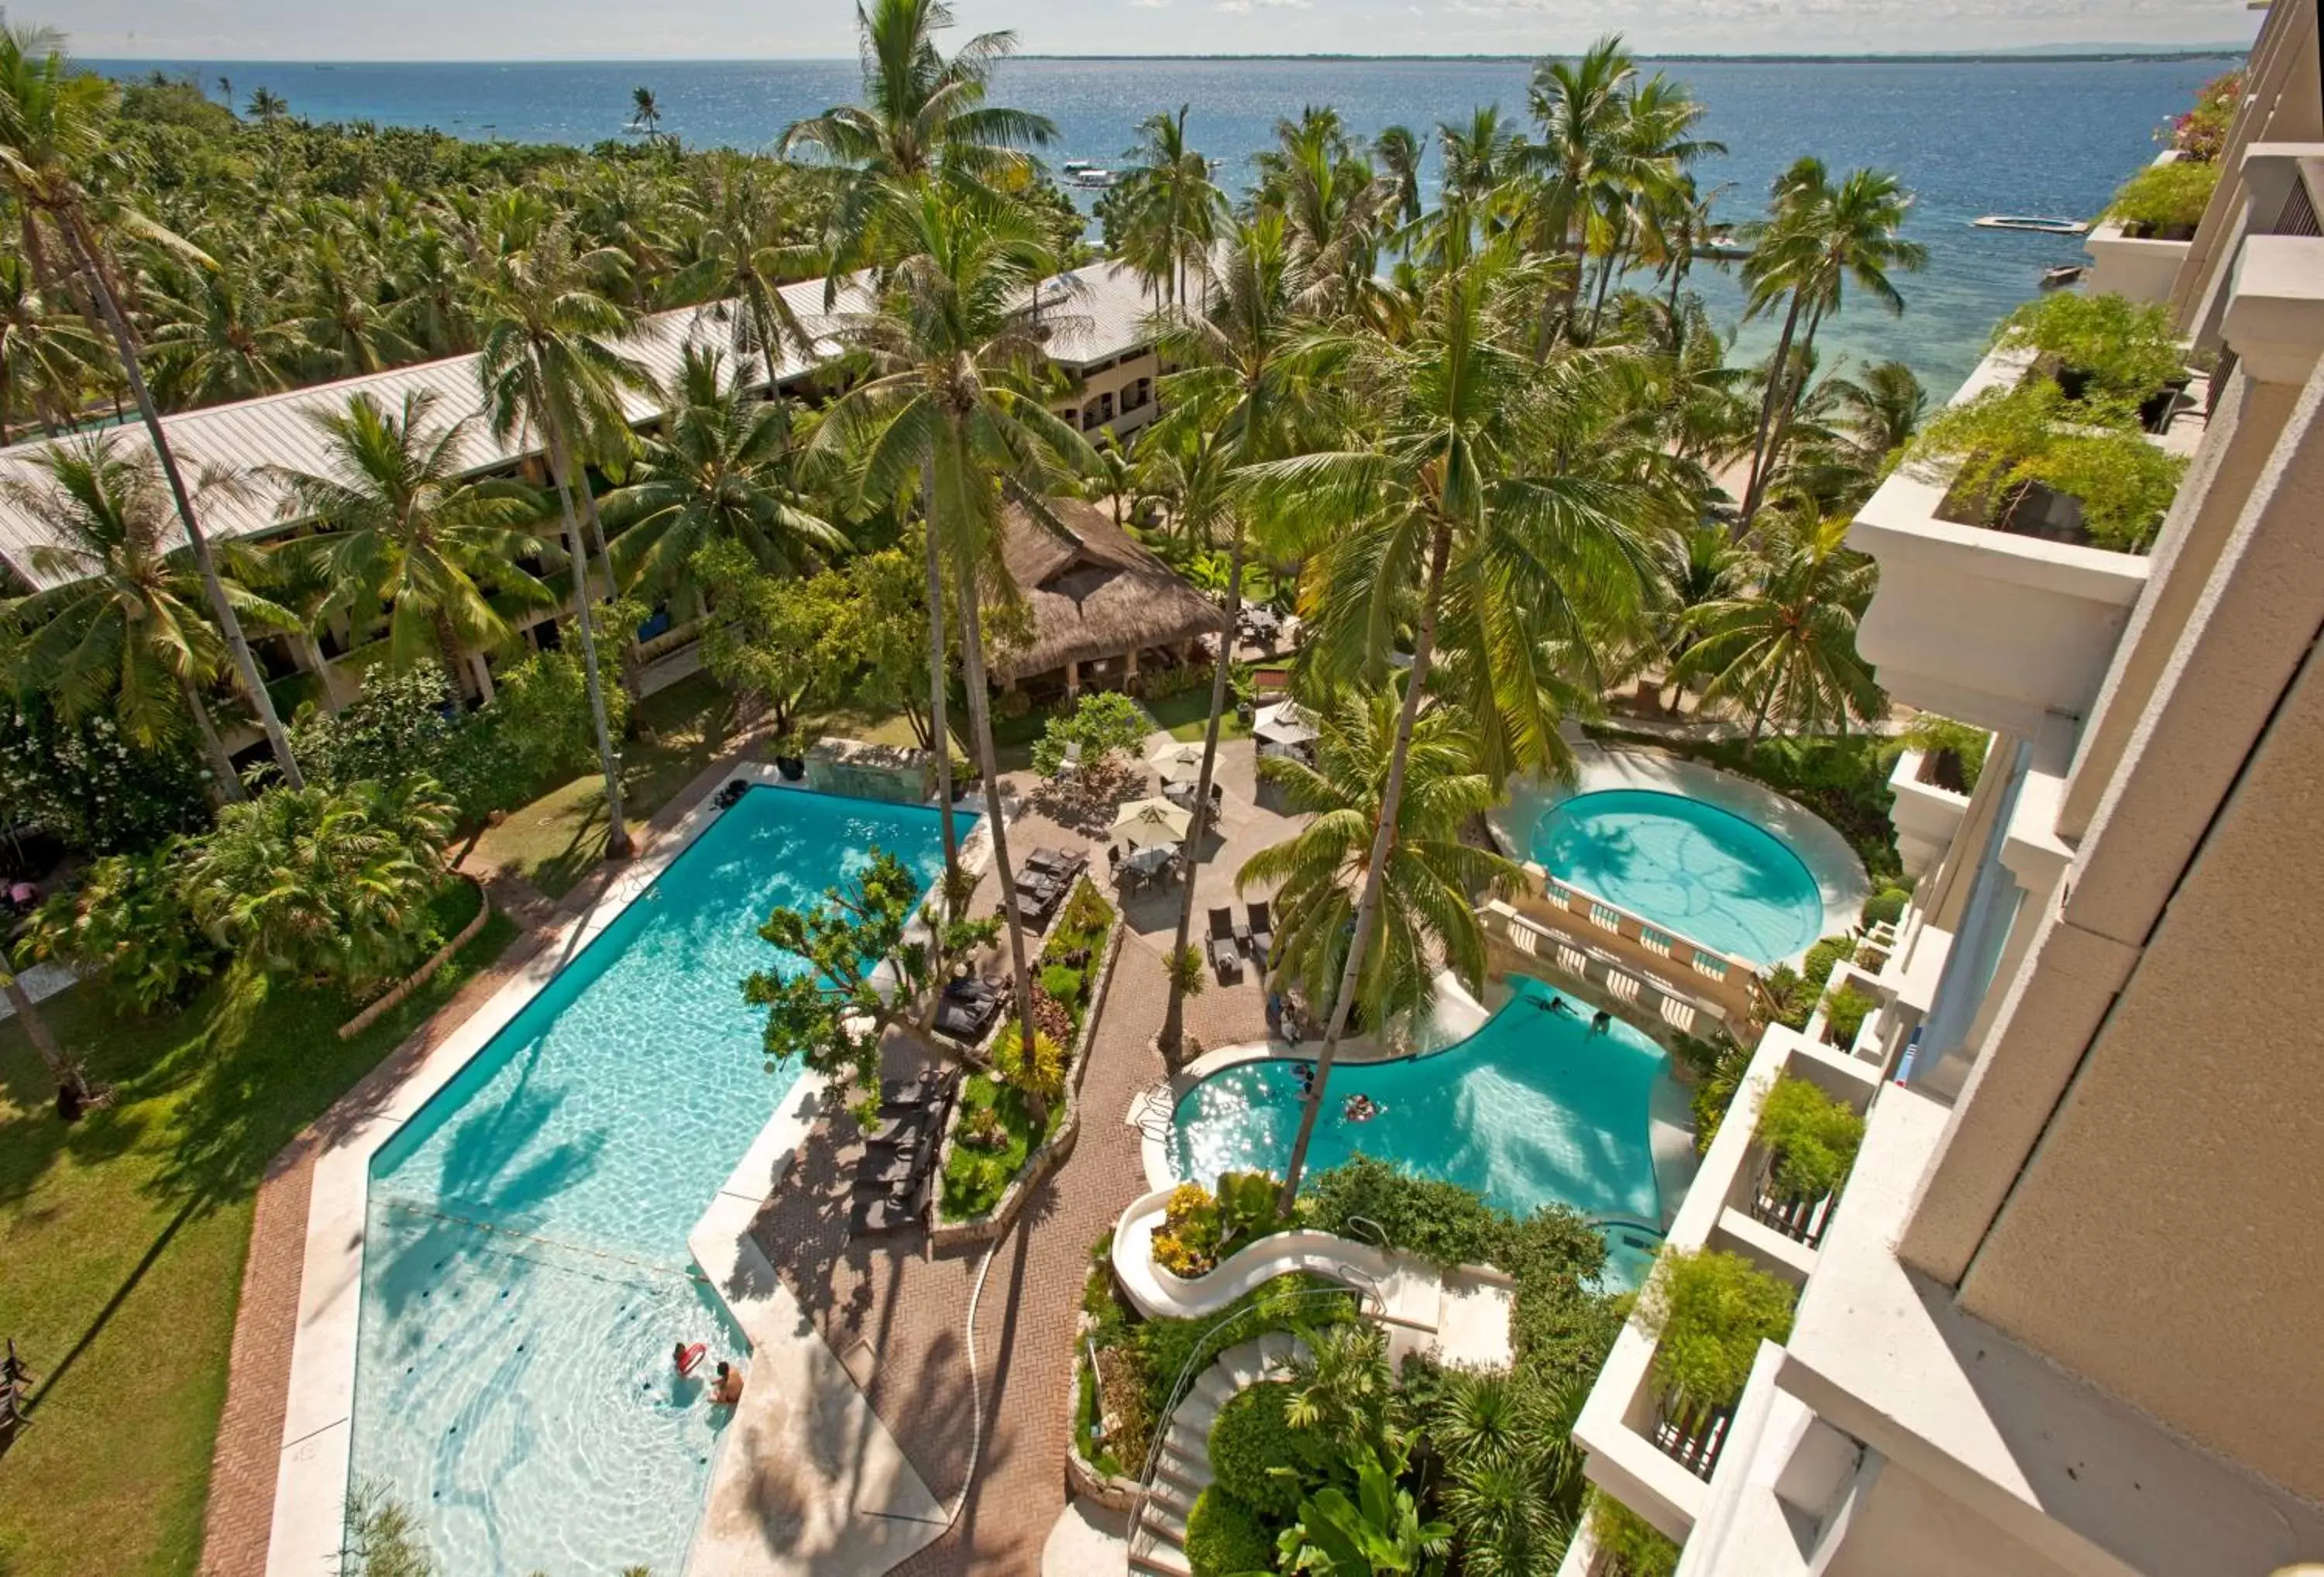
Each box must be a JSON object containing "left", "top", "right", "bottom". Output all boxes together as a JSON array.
[{"left": 1126, "top": 1330, "right": 1307, "bottom": 1577}]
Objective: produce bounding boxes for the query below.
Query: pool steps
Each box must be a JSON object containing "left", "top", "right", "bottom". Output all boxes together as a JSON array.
[{"left": 1127, "top": 1331, "right": 1308, "bottom": 1577}]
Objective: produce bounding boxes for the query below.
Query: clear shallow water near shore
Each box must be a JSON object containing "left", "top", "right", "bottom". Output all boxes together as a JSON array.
[{"left": 94, "top": 53, "right": 2226, "bottom": 393}]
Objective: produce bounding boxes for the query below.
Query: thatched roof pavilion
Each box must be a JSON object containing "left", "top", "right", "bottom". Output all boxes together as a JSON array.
[{"left": 990, "top": 499, "right": 1227, "bottom": 692}]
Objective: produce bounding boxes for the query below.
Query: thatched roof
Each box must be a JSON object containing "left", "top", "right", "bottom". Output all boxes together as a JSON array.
[{"left": 991, "top": 500, "right": 1227, "bottom": 683}]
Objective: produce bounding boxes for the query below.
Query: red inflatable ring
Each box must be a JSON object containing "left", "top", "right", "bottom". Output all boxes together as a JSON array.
[{"left": 677, "top": 1342, "right": 707, "bottom": 1376}]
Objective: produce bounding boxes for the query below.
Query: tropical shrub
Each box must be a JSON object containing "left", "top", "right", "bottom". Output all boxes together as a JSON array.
[
  {"left": 1862, "top": 885, "right": 1913, "bottom": 928},
  {"left": 17, "top": 843, "right": 217, "bottom": 1014},
  {"left": 1152, "top": 1180, "right": 1223, "bottom": 1276},
  {"left": 1913, "top": 380, "right": 2186, "bottom": 552},
  {"left": 490, "top": 636, "right": 631, "bottom": 787},
  {"left": 184, "top": 776, "right": 458, "bottom": 993},
  {"left": 1895, "top": 713, "right": 1989, "bottom": 794},
  {"left": 287, "top": 667, "right": 512, "bottom": 819},
  {"left": 1755, "top": 1075, "right": 1867, "bottom": 1204},
  {"left": 937, "top": 1075, "right": 1046, "bottom": 1217},
  {"left": 1823, "top": 984, "right": 1877, "bottom": 1049},
  {"left": 0, "top": 700, "right": 209, "bottom": 854},
  {"left": 1038, "top": 963, "right": 1084, "bottom": 1010},
  {"left": 1802, "top": 936, "right": 1852, "bottom": 991},
  {"left": 1996, "top": 290, "right": 2185, "bottom": 404},
  {"left": 1642, "top": 1249, "right": 1796, "bottom": 1411},
  {"left": 1184, "top": 1486, "right": 1277, "bottom": 1577},
  {"left": 1685, "top": 1033, "right": 1753, "bottom": 1156},
  {"left": 1762, "top": 964, "right": 1815, "bottom": 1030},
  {"left": 1213, "top": 1169, "right": 1285, "bottom": 1246},
  {"left": 1030, "top": 689, "right": 1151, "bottom": 778},
  {"left": 990, "top": 1022, "right": 1067, "bottom": 1104},
  {"left": 1208, "top": 1381, "right": 1319, "bottom": 1519},
  {"left": 1132, "top": 1275, "right": 1359, "bottom": 1426},
  {"left": 1590, "top": 1489, "right": 1679, "bottom": 1577},
  {"left": 2107, "top": 156, "right": 2220, "bottom": 239}
]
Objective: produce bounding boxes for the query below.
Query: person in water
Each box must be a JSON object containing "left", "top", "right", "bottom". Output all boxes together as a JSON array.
[
  {"left": 673, "top": 1341, "right": 706, "bottom": 1377},
  {"left": 1590, "top": 1009, "right": 1611, "bottom": 1035},
  {"left": 1545, "top": 995, "right": 1576, "bottom": 1016},
  {"left": 1343, "top": 1092, "right": 1382, "bottom": 1122},
  {"left": 710, "top": 1361, "right": 744, "bottom": 1407}
]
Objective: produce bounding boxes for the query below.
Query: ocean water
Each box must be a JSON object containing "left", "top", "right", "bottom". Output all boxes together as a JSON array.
[{"left": 93, "top": 53, "right": 2227, "bottom": 395}]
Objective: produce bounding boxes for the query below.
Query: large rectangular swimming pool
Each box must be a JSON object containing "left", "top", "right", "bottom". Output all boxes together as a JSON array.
[{"left": 349, "top": 786, "right": 956, "bottom": 1575}]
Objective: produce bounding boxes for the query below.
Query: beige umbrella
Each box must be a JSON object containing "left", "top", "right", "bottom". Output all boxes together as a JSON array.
[
  {"left": 1254, "top": 702, "right": 1320, "bottom": 747},
  {"left": 1150, "top": 741, "right": 1207, "bottom": 785},
  {"left": 1112, "top": 796, "right": 1193, "bottom": 849}
]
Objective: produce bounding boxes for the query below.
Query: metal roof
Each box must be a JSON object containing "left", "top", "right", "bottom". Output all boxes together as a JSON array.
[{"left": 0, "top": 258, "right": 1156, "bottom": 590}]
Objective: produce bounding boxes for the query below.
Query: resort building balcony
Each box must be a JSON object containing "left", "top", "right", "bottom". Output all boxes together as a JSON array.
[{"left": 2082, "top": 154, "right": 2199, "bottom": 305}]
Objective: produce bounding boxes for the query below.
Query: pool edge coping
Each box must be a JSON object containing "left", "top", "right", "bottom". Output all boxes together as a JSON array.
[{"left": 263, "top": 769, "right": 988, "bottom": 1577}]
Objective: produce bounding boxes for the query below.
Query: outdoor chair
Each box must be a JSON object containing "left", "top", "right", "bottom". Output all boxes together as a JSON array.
[
  {"left": 879, "top": 1069, "right": 945, "bottom": 1111},
  {"left": 1208, "top": 908, "right": 1243, "bottom": 984},
  {"left": 1028, "top": 846, "right": 1081, "bottom": 877},
  {"left": 864, "top": 1108, "right": 929, "bottom": 1151},
  {"left": 934, "top": 992, "right": 1000, "bottom": 1043},
  {"left": 1246, "top": 901, "right": 1274, "bottom": 964},
  {"left": 848, "top": 1170, "right": 932, "bottom": 1239}
]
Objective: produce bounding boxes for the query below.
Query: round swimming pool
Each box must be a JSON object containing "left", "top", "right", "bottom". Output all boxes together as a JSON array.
[
  {"left": 1529, "top": 787, "right": 1824, "bottom": 965},
  {"left": 1171, "top": 978, "right": 1669, "bottom": 1272}
]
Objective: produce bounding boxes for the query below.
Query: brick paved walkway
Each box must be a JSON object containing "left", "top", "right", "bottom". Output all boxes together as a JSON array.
[
  {"left": 752, "top": 737, "right": 1287, "bottom": 1575},
  {"left": 196, "top": 752, "right": 766, "bottom": 1577}
]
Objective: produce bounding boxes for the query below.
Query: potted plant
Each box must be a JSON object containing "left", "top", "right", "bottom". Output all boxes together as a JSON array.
[
  {"left": 1994, "top": 292, "right": 2188, "bottom": 431},
  {"left": 1912, "top": 380, "right": 2188, "bottom": 553},
  {"left": 1820, "top": 984, "right": 1877, "bottom": 1051},
  {"left": 1640, "top": 1249, "right": 1796, "bottom": 1431},
  {"left": 2106, "top": 158, "right": 2219, "bottom": 242},
  {"left": 1752, "top": 1075, "right": 1866, "bottom": 1209}
]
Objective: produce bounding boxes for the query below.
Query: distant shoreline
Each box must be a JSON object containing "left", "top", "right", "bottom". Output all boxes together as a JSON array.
[{"left": 89, "top": 49, "right": 2249, "bottom": 69}]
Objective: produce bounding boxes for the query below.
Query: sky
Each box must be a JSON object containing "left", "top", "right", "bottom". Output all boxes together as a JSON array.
[{"left": 62, "top": 0, "right": 2261, "bottom": 63}]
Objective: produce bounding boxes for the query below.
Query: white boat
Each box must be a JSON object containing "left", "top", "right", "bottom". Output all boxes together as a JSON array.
[
  {"left": 1973, "top": 215, "right": 2090, "bottom": 235},
  {"left": 1067, "top": 168, "right": 1121, "bottom": 190},
  {"left": 2040, "top": 263, "right": 2088, "bottom": 290}
]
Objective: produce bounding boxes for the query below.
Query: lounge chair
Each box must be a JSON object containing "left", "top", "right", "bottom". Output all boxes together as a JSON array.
[
  {"left": 934, "top": 992, "right": 1000, "bottom": 1043},
  {"left": 1027, "top": 847, "right": 1081, "bottom": 877},
  {"left": 1246, "top": 901, "right": 1274, "bottom": 964},
  {"left": 848, "top": 1173, "right": 930, "bottom": 1238},
  {"left": 864, "top": 1109, "right": 929, "bottom": 1150},
  {"left": 1207, "top": 908, "right": 1243, "bottom": 984},
  {"left": 857, "top": 1149, "right": 921, "bottom": 1190},
  {"left": 879, "top": 1067, "right": 954, "bottom": 1111}
]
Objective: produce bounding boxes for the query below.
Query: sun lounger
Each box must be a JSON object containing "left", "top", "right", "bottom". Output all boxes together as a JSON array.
[
  {"left": 880, "top": 1068, "right": 953, "bottom": 1111},
  {"left": 1246, "top": 901, "right": 1274, "bottom": 964},
  {"left": 848, "top": 1169, "right": 933, "bottom": 1238},
  {"left": 864, "top": 1109, "right": 930, "bottom": 1150},
  {"left": 934, "top": 993, "right": 1000, "bottom": 1042},
  {"left": 1027, "top": 847, "right": 1084, "bottom": 877},
  {"left": 1208, "top": 908, "right": 1243, "bottom": 984}
]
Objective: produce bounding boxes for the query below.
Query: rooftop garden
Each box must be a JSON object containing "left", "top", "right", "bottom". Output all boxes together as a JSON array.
[{"left": 2100, "top": 69, "right": 2240, "bottom": 242}]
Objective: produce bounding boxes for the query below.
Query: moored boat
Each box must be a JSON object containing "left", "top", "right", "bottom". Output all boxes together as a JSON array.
[{"left": 1973, "top": 215, "right": 2091, "bottom": 235}]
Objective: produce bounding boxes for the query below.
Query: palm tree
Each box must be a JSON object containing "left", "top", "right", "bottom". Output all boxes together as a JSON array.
[
  {"left": 1238, "top": 235, "right": 1655, "bottom": 1205},
  {"left": 1115, "top": 104, "right": 1226, "bottom": 308},
  {"left": 1833, "top": 357, "right": 1926, "bottom": 461},
  {"left": 1078, "top": 434, "right": 1139, "bottom": 531},
  {"left": 2, "top": 960, "right": 89, "bottom": 1111},
  {"left": 1738, "top": 160, "right": 1925, "bottom": 524},
  {"left": 672, "top": 152, "right": 823, "bottom": 390},
  {"left": 0, "top": 25, "right": 306, "bottom": 782},
  {"left": 630, "top": 85, "right": 662, "bottom": 141},
  {"left": 1577, "top": 73, "right": 1724, "bottom": 341},
  {"left": 1430, "top": 1369, "right": 1586, "bottom": 1576},
  {"left": 1517, "top": 35, "right": 1642, "bottom": 328},
  {"left": 820, "top": 184, "right": 1097, "bottom": 1076},
  {"left": 1436, "top": 104, "right": 1520, "bottom": 217},
  {"left": 1149, "top": 217, "right": 1325, "bottom": 1060},
  {"left": 779, "top": 0, "right": 1057, "bottom": 267},
  {"left": 2, "top": 435, "right": 299, "bottom": 799},
  {"left": 1372, "top": 124, "right": 1425, "bottom": 235},
  {"left": 1253, "top": 108, "right": 1389, "bottom": 318},
  {"left": 0, "top": 249, "right": 95, "bottom": 441},
  {"left": 599, "top": 347, "right": 847, "bottom": 595},
  {"left": 266, "top": 388, "right": 557, "bottom": 693},
  {"left": 143, "top": 249, "right": 306, "bottom": 407},
  {"left": 472, "top": 208, "right": 651, "bottom": 860},
  {"left": 1675, "top": 510, "right": 1883, "bottom": 737},
  {"left": 1238, "top": 688, "right": 1525, "bottom": 1046},
  {"left": 245, "top": 85, "right": 287, "bottom": 125}
]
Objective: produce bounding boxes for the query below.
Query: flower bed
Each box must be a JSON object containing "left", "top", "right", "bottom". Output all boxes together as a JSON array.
[{"left": 928, "top": 878, "right": 1121, "bottom": 1249}]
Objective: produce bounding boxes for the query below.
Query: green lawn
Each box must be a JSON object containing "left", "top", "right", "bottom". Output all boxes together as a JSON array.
[
  {"left": 0, "top": 884, "right": 521, "bottom": 1577},
  {"left": 1147, "top": 689, "right": 1252, "bottom": 744}
]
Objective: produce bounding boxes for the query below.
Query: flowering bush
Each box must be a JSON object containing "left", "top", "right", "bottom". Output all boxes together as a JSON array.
[
  {"left": 1153, "top": 1180, "right": 1223, "bottom": 1276},
  {"left": 2167, "top": 70, "right": 2243, "bottom": 162},
  {"left": 0, "top": 700, "right": 210, "bottom": 854}
]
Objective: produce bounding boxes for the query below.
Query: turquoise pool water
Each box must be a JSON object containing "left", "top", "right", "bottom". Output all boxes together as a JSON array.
[
  {"left": 349, "top": 787, "right": 955, "bottom": 1577},
  {"left": 1171, "top": 977, "right": 1669, "bottom": 1257},
  {"left": 1529, "top": 787, "right": 1823, "bottom": 965}
]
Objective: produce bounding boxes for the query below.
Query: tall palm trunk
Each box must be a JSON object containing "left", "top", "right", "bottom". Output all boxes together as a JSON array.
[
  {"left": 921, "top": 476, "right": 960, "bottom": 884},
  {"left": 1741, "top": 287, "right": 1806, "bottom": 527},
  {"left": 947, "top": 519, "right": 1041, "bottom": 1109},
  {"left": 1751, "top": 298, "right": 1828, "bottom": 524},
  {"left": 541, "top": 414, "right": 634, "bottom": 861},
  {"left": 5, "top": 967, "right": 87, "bottom": 1105},
  {"left": 1159, "top": 514, "right": 1246, "bottom": 1061},
  {"left": 179, "top": 675, "right": 247, "bottom": 804},
  {"left": 62, "top": 218, "right": 304, "bottom": 788},
  {"left": 1276, "top": 519, "right": 1452, "bottom": 1213}
]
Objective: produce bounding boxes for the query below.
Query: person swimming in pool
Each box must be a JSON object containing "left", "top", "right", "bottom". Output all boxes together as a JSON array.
[
  {"left": 710, "top": 1360, "right": 744, "bottom": 1407},
  {"left": 1590, "top": 1009, "right": 1611, "bottom": 1035},
  {"left": 1295, "top": 1061, "right": 1316, "bottom": 1095},
  {"left": 1545, "top": 995, "right": 1576, "bottom": 1016},
  {"left": 1343, "top": 1093, "right": 1382, "bottom": 1122}
]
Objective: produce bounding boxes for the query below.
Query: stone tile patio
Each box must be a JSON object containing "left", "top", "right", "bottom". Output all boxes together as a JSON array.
[{"left": 748, "top": 729, "right": 1295, "bottom": 1574}]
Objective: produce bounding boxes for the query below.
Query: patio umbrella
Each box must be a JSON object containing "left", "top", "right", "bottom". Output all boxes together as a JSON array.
[
  {"left": 1150, "top": 741, "right": 1207, "bottom": 785},
  {"left": 1124, "top": 844, "right": 1176, "bottom": 878},
  {"left": 1111, "top": 796, "right": 1193, "bottom": 849},
  {"left": 1253, "top": 702, "right": 1320, "bottom": 747}
]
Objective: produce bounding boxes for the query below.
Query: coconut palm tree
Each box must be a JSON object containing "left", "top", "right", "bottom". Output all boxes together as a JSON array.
[
  {"left": 779, "top": 0, "right": 1057, "bottom": 266},
  {"left": 672, "top": 151, "right": 823, "bottom": 390},
  {"left": 0, "top": 22, "right": 306, "bottom": 785},
  {"left": 266, "top": 387, "right": 558, "bottom": 692},
  {"left": 143, "top": 249, "right": 307, "bottom": 407},
  {"left": 1517, "top": 34, "right": 1642, "bottom": 328},
  {"left": 1148, "top": 217, "right": 1327, "bottom": 1060},
  {"left": 1115, "top": 104, "right": 1226, "bottom": 308},
  {"left": 1738, "top": 160, "right": 1925, "bottom": 524},
  {"left": 471, "top": 207, "right": 651, "bottom": 860},
  {"left": 1674, "top": 510, "right": 1883, "bottom": 737},
  {"left": 1237, "top": 689, "right": 1526, "bottom": 1057},
  {"left": 630, "top": 85, "right": 662, "bottom": 142},
  {"left": 1253, "top": 108, "right": 1390, "bottom": 319},
  {"left": 599, "top": 346, "right": 847, "bottom": 595},
  {"left": 1237, "top": 234, "right": 1655, "bottom": 1204},
  {"left": 820, "top": 183, "right": 1097, "bottom": 1074},
  {"left": 1576, "top": 74, "right": 1724, "bottom": 342},
  {"left": 1436, "top": 105, "right": 1521, "bottom": 220},
  {"left": 1, "top": 435, "right": 300, "bottom": 799},
  {"left": 1372, "top": 123, "right": 1425, "bottom": 234},
  {"left": 2, "top": 961, "right": 89, "bottom": 1111},
  {"left": 0, "top": 249, "right": 95, "bottom": 441},
  {"left": 1833, "top": 357, "right": 1927, "bottom": 462},
  {"left": 245, "top": 85, "right": 287, "bottom": 125}
]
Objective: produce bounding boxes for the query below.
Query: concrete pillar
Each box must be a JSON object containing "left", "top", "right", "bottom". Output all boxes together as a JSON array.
[{"left": 470, "top": 651, "right": 497, "bottom": 706}]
